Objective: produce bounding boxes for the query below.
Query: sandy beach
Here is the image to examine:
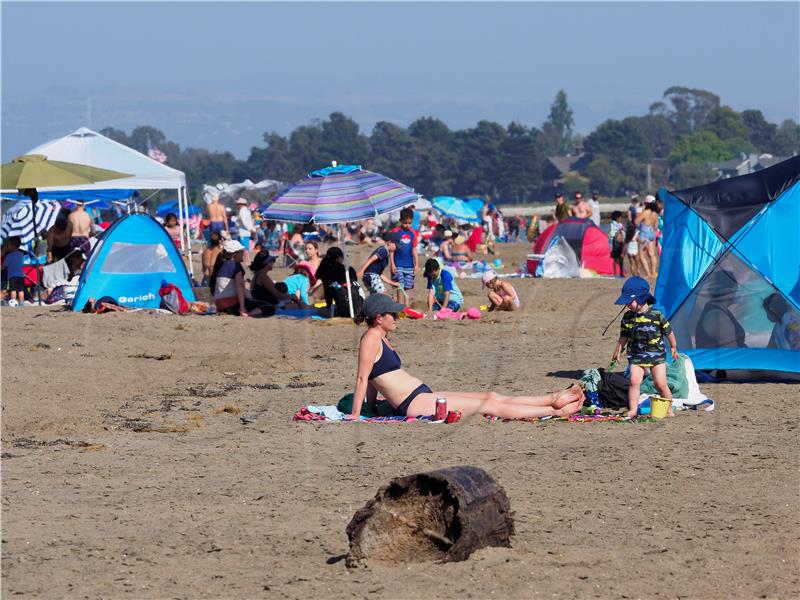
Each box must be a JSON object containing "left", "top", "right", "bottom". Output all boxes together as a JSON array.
[{"left": 2, "top": 242, "right": 798, "bottom": 599}]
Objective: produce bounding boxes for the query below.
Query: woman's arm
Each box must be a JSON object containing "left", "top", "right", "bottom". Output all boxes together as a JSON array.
[
  {"left": 235, "top": 271, "right": 249, "bottom": 317},
  {"left": 351, "top": 335, "right": 380, "bottom": 418}
]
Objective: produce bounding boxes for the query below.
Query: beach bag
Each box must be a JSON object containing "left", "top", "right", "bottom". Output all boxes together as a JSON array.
[
  {"left": 159, "top": 282, "right": 190, "bottom": 315},
  {"left": 332, "top": 282, "right": 364, "bottom": 318},
  {"left": 598, "top": 370, "right": 630, "bottom": 409}
]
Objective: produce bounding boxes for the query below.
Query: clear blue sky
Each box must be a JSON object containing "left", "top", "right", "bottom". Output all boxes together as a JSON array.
[{"left": 2, "top": 1, "right": 798, "bottom": 160}]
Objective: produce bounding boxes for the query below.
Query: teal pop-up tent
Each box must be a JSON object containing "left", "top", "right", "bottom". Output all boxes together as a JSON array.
[
  {"left": 72, "top": 214, "right": 195, "bottom": 311},
  {"left": 655, "top": 156, "right": 800, "bottom": 374}
]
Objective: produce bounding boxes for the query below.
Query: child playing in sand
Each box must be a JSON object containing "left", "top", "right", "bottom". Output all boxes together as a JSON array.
[
  {"left": 357, "top": 235, "right": 402, "bottom": 302},
  {"left": 610, "top": 277, "right": 679, "bottom": 418},
  {"left": 482, "top": 270, "right": 520, "bottom": 311},
  {"left": 424, "top": 258, "right": 463, "bottom": 312}
]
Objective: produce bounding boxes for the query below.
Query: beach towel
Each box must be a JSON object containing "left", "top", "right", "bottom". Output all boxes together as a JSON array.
[{"left": 292, "top": 405, "right": 448, "bottom": 423}]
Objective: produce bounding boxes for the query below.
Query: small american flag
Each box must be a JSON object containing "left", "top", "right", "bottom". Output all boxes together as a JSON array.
[{"left": 146, "top": 135, "right": 168, "bottom": 163}]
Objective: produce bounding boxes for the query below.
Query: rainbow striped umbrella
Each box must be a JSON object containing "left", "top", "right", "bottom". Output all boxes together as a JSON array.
[{"left": 262, "top": 164, "right": 418, "bottom": 224}]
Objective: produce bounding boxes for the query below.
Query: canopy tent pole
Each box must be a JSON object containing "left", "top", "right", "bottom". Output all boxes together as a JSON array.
[
  {"left": 177, "top": 185, "right": 187, "bottom": 254},
  {"left": 342, "top": 241, "right": 356, "bottom": 320},
  {"left": 182, "top": 187, "right": 195, "bottom": 276}
]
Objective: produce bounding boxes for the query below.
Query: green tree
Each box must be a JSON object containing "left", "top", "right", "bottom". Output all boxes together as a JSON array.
[
  {"left": 287, "top": 122, "right": 326, "bottom": 175},
  {"left": 245, "top": 132, "right": 295, "bottom": 182},
  {"left": 369, "top": 121, "right": 416, "bottom": 184},
  {"left": 319, "top": 112, "right": 370, "bottom": 166},
  {"left": 585, "top": 154, "right": 623, "bottom": 196},
  {"left": 453, "top": 120, "right": 506, "bottom": 199},
  {"left": 497, "top": 122, "right": 543, "bottom": 202},
  {"left": 771, "top": 119, "right": 800, "bottom": 156},
  {"left": 408, "top": 117, "right": 457, "bottom": 196},
  {"left": 741, "top": 109, "right": 777, "bottom": 151},
  {"left": 668, "top": 130, "right": 730, "bottom": 166},
  {"left": 633, "top": 115, "right": 676, "bottom": 158},
  {"left": 703, "top": 106, "right": 748, "bottom": 141},
  {"left": 583, "top": 118, "right": 650, "bottom": 165},
  {"left": 561, "top": 172, "right": 589, "bottom": 197},
  {"left": 650, "top": 86, "right": 720, "bottom": 135},
  {"left": 544, "top": 89, "right": 575, "bottom": 154},
  {"left": 669, "top": 162, "right": 715, "bottom": 189}
]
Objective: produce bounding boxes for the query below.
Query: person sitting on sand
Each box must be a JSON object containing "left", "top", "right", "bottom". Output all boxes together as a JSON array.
[
  {"left": 347, "top": 294, "right": 585, "bottom": 419},
  {"left": 482, "top": 270, "right": 520, "bottom": 311},
  {"left": 450, "top": 235, "right": 472, "bottom": 263},
  {"left": 248, "top": 250, "right": 301, "bottom": 313},
  {"left": 210, "top": 240, "right": 270, "bottom": 317},
  {"left": 424, "top": 258, "right": 463, "bottom": 312},
  {"left": 283, "top": 261, "right": 316, "bottom": 306}
]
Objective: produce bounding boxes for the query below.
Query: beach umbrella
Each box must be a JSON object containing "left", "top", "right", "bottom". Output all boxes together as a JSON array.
[
  {"left": 263, "top": 163, "right": 419, "bottom": 317},
  {"left": 262, "top": 163, "right": 418, "bottom": 224},
  {"left": 1, "top": 154, "right": 131, "bottom": 303},
  {"left": 1, "top": 199, "right": 61, "bottom": 244},
  {"left": 431, "top": 196, "right": 482, "bottom": 223}
]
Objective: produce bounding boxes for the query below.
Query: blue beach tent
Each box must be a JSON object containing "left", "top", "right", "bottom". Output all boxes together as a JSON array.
[
  {"left": 72, "top": 214, "right": 195, "bottom": 311},
  {"left": 655, "top": 155, "right": 800, "bottom": 374}
]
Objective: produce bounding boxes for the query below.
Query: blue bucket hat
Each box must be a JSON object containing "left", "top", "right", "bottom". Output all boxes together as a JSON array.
[{"left": 614, "top": 276, "right": 651, "bottom": 305}]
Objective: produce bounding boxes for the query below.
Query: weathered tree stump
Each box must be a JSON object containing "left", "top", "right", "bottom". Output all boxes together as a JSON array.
[{"left": 346, "top": 466, "right": 514, "bottom": 566}]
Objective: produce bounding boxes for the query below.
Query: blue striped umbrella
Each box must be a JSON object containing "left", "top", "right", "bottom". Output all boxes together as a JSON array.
[
  {"left": 431, "top": 196, "right": 482, "bottom": 223},
  {"left": 262, "top": 164, "right": 418, "bottom": 224},
  {"left": 1, "top": 199, "right": 61, "bottom": 243}
]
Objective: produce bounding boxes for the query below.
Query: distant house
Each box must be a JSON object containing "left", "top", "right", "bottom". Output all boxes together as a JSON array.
[
  {"left": 542, "top": 153, "right": 593, "bottom": 190},
  {"left": 709, "top": 153, "right": 790, "bottom": 180}
]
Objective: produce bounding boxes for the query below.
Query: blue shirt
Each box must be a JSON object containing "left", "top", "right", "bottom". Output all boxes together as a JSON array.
[
  {"left": 392, "top": 228, "right": 417, "bottom": 268},
  {"left": 3, "top": 250, "right": 25, "bottom": 279},
  {"left": 283, "top": 273, "right": 310, "bottom": 305},
  {"left": 365, "top": 246, "right": 390, "bottom": 276},
  {"left": 426, "top": 268, "right": 463, "bottom": 305}
]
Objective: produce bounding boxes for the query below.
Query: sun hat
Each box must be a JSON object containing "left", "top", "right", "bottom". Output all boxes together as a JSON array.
[
  {"left": 645, "top": 194, "right": 656, "bottom": 203},
  {"left": 249, "top": 251, "right": 276, "bottom": 271},
  {"left": 362, "top": 293, "right": 406, "bottom": 319},
  {"left": 614, "top": 276, "right": 651, "bottom": 305},
  {"left": 293, "top": 260, "right": 317, "bottom": 284},
  {"left": 630, "top": 193, "right": 639, "bottom": 201},
  {"left": 444, "top": 230, "right": 453, "bottom": 238},
  {"left": 482, "top": 270, "right": 498, "bottom": 287},
  {"left": 223, "top": 239, "right": 246, "bottom": 253},
  {"left": 454, "top": 235, "right": 466, "bottom": 245},
  {"left": 236, "top": 197, "right": 248, "bottom": 205}
]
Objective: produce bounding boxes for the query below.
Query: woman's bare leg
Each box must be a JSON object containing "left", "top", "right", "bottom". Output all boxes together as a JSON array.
[{"left": 406, "top": 385, "right": 584, "bottom": 419}]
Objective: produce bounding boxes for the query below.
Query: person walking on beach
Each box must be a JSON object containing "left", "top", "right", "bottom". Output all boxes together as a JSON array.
[
  {"left": 588, "top": 191, "right": 602, "bottom": 227},
  {"left": 235, "top": 198, "right": 254, "bottom": 254},
  {"left": 208, "top": 195, "right": 229, "bottom": 237},
  {"left": 68, "top": 201, "right": 94, "bottom": 256},
  {"left": 553, "top": 192, "right": 570, "bottom": 222},
  {"left": 571, "top": 191, "right": 593, "bottom": 220},
  {"left": 610, "top": 277, "right": 679, "bottom": 418}
]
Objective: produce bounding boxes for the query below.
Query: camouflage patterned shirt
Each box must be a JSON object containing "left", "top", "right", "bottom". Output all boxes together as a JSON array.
[{"left": 620, "top": 308, "right": 673, "bottom": 366}]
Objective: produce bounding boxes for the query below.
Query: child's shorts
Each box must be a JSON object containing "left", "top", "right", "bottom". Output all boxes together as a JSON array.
[
  {"left": 393, "top": 267, "right": 415, "bottom": 290},
  {"left": 6, "top": 277, "right": 25, "bottom": 293},
  {"left": 629, "top": 355, "right": 666, "bottom": 368},
  {"left": 363, "top": 273, "right": 385, "bottom": 294},
  {"left": 433, "top": 300, "right": 462, "bottom": 312},
  {"left": 611, "top": 241, "right": 624, "bottom": 259}
]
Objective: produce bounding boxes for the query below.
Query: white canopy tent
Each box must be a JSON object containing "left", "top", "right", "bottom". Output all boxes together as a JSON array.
[{"left": 3, "top": 127, "right": 194, "bottom": 269}]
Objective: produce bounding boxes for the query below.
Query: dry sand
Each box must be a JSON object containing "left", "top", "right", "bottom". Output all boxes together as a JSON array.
[{"left": 2, "top": 242, "right": 798, "bottom": 599}]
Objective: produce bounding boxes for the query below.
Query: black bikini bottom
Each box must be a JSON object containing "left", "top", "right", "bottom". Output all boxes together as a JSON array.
[{"left": 394, "top": 383, "right": 432, "bottom": 416}]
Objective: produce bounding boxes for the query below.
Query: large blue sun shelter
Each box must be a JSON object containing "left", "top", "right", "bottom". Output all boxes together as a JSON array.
[
  {"left": 655, "top": 155, "right": 800, "bottom": 374},
  {"left": 72, "top": 214, "right": 195, "bottom": 311}
]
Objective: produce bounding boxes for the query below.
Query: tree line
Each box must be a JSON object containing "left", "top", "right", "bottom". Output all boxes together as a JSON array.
[{"left": 101, "top": 86, "right": 800, "bottom": 204}]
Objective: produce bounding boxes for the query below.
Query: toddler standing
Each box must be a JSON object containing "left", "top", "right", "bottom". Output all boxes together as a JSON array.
[{"left": 610, "top": 277, "right": 679, "bottom": 418}]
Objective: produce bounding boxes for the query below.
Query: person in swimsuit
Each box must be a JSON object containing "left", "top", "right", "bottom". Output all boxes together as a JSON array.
[
  {"left": 635, "top": 201, "right": 660, "bottom": 278},
  {"left": 482, "top": 270, "right": 521, "bottom": 311},
  {"left": 450, "top": 235, "right": 472, "bottom": 263},
  {"left": 46, "top": 209, "right": 73, "bottom": 263},
  {"left": 208, "top": 195, "right": 229, "bottom": 236},
  {"left": 348, "top": 294, "right": 585, "bottom": 419},
  {"left": 68, "top": 201, "right": 94, "bottom": 256}
]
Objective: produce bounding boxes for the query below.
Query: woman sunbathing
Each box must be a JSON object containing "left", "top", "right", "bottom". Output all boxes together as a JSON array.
[{"left": 348, "top": 294, "right": 585, "bottom": 419}]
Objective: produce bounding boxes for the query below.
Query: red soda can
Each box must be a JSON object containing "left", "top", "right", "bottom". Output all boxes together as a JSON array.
[{"left": 435, "top": 397, "right": 448, "bottom": 421}]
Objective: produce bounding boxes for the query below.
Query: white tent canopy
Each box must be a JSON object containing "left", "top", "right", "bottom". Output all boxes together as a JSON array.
[
  {"left": 4, "top": 127, "right": 193, "bottom": 269},
  {"left": 14, "top": 127, "right": 186, "bottom": 191}
]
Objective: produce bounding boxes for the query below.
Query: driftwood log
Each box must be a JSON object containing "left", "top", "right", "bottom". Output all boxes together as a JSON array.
[{"left": 346, "top": 466, "right": 514, "bottom": 566}]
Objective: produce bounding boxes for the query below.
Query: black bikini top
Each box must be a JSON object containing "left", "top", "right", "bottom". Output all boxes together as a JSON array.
[{"left": 369, "top": 339, "right": 401, "bottom": 379}]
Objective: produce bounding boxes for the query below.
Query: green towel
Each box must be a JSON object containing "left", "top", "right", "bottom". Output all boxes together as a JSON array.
[
  {"left": 336, "top": 393, "right": 396, "bottom": 417},
  {"left": 640, "top": 354, "right": 689, "bottom": 398}
]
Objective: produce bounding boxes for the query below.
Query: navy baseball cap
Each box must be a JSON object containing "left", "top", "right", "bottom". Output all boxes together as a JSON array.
[{"left": 614, "top": 276, "right": 651, "bottom": 305}]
